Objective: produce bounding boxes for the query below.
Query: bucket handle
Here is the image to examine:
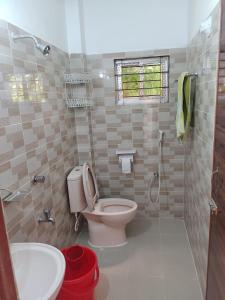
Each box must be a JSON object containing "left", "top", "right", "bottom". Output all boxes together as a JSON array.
[{"left": 94, "top": 266, "right": 99, "bottom": 284}]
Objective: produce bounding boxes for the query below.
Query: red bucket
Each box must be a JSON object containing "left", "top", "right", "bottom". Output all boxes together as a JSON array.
[
  {"left": 57, "top": 245, "right": 99, "bottom": 300},
  {"left": 64, "top": 245, "right": 84, "bottom": 269},
  {"left": 58, "top": 267, "right": 99, "bottom": 300}
]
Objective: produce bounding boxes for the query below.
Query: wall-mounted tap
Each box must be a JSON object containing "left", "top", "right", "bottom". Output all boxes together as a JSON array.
[
  {"left": 32, "top": 175, "right": 46, "bottom": 185},
  {"left": 38, "top": 209, "right": 55, "bottom": 225}
]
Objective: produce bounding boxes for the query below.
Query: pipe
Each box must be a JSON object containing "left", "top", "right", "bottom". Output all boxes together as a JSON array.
[{"left": 12, "top": 34, "right": 51, "bottom": 56}]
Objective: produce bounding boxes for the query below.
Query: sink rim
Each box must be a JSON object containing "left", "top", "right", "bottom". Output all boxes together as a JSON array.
[{"left": 11, "top": 242, "right": 65, "bottom": 300}]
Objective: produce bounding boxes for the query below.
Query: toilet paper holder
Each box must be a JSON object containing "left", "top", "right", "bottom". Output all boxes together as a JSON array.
[
  {"left": 116, "top": 150, "right": 136, "bottom": 174},
  {"left": 116, "top": 150, "right": 136, "bottom": 156}
]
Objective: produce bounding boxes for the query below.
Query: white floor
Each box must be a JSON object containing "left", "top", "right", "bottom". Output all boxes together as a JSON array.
[{"left": 76, "top": 218, "right": 203, "bottom": 300}]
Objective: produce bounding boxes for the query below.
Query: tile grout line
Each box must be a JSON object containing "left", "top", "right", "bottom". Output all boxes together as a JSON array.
[{"left": 183, "top": 220, "right": 204, "bottom": 300}]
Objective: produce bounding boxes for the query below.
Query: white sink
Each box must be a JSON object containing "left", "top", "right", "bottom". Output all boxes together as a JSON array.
[{"left": 11, "top": 243, "right": 65, "bottom": 300}]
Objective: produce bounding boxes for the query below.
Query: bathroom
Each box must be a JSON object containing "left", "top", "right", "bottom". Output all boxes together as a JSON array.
[{"left": 0, "top": 0, "right": 224, "bottom": 299}]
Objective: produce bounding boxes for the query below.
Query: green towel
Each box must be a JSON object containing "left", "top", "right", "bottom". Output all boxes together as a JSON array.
[
  {"left": 184, "top": 76, "right": 192, "bottom": 137},
  {"left": 176, "top": 72, "right": 188, "bottom": 141},
  {"left": 176, "top": 73, "right": 195, "bottom": 141}
]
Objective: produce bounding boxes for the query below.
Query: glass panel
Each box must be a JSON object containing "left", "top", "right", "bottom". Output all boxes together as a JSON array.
[
  {"left": 122, "top": 66, "right": 141, "bottom": 74},
  {"left": 144, "top": 88, "right": 162, "bottom": 96},
  {"left": 144, "top": 65, "right": 161, "bottom": 81},
  {"left": 123, "top": 89, "right": 139, "bottom": 97},
  {"left": 122, "top": 81, "right": 139, "bottom": 90},
  {"left": 144, "top": 73, "right": 161, "bottom": 81},
  {"left": 122, "top": 74, "right": 140, "bottom": 83},
  {"left": 144, "top": 65, "right": 161, "bottom": 73},
  {"left": 144, "top": 81, "right": 161, "bottom": 89}
]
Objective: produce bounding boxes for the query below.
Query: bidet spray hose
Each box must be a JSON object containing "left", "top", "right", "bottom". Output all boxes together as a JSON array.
[
  {"left": 74, "top": 213, "right": 81, "bottom": 232},
  {"left": 148, "top": 131, "right": 163, "bottom": 203}
]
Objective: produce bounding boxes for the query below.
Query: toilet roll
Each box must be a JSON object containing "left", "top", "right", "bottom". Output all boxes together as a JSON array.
[{"left": 120, "top": 156, "right": 132, "bottom": 174}]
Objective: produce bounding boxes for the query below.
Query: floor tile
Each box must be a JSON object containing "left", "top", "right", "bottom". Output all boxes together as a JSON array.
[
  {"left": 95, "top": 268, "right": 129, "bottom": 300},
  {"left": 128, "top": 276, "right": 167, "bottom": 300},
  {"left": 127, "top": 218, "right": 160, "bottom": 237},
  {"left": 160, "top": 219, "right": 187, "bottom": 236},
  {"left": 165, "top": 276, "right": 203, "bottom": 300},
  {"left": 160, "top": 233, "right": 191, "bottom": 255},
  {"left": 76, "top": 219, "right": 203, "bottom": 300}
]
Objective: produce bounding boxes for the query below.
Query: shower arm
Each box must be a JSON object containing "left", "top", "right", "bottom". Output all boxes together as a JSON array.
[
  {"left": 12, "top": 34, "right": 39, "bottom": 46},
  {"left": 11, "top": 33, "right": 51, "bottom": 56}
]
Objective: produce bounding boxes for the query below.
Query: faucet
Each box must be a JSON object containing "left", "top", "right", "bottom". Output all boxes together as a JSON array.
[
  {"left": 38, "top": 209, "right": 55, "bottom": 225},
  {"left": 32, "top": 175, "right": 46, "bottom": 185}
]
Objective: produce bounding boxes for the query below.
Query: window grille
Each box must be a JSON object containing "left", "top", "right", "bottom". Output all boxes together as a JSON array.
[{"left": 114, "top": 56, "right": 169, "bottom": 104}]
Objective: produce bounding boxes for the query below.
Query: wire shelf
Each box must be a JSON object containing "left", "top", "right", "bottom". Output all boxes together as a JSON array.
[
  {"left": 64, "top": 73, "right": 92, "bottom": 84},
  {"left": 64, "top": 73, "right": 93, "bottom": 108},
  {"left": 65, "top": 98, "right": 92, "bottom": 108}
]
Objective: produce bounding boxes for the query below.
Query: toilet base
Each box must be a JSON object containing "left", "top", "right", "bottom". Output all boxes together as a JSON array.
[
  {"left": 88, "top": 240, "right": 128, "bottom": 248},
  {"left": 87, "top": 221, "right": 128, "bottom": 248}
]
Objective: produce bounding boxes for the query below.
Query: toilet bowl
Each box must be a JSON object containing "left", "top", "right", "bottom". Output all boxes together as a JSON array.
[
  {"left": 67, "top": 163, "right": 137, "bottom": 247},
  {"left": 83, "top": 198, "right": 137, "bottom": 247},
  {"left": 82, "top": 163, "right": 137, "bottom": 247}
]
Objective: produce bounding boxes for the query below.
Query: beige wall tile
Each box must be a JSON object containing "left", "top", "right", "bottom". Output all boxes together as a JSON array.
[
  {"left": 0, "top": 20, "right": 78, "bottom": 248},
  {"left": 70, "top": 47, "right": 187, "bottom": 219},
  {"left": 184, "top": 4, "right": 220, "bottom": 297}
]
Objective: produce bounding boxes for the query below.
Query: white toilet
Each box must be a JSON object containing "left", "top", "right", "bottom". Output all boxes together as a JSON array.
[{"left": 67, "top": 163, "right": 137, "bottom": 247}]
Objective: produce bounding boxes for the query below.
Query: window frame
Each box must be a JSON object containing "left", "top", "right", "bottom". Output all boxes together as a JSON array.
[{"left": 114, "top": 55, "right": 170, "bottom": 105}]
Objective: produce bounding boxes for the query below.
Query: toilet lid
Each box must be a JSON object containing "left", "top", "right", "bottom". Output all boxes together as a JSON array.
[{"left": 82, "top": 163, "right": 99, "bottom": 210}]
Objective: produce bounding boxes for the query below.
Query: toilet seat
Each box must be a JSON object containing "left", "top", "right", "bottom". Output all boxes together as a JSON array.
[
  {"left": 94, "top": 198, "right": 137, "bottom": 215},
  {"left": 82, "top": 163, "right": 137, "bottom": 215},
  {"left": 82, "top": 163, "right": 99, "bottom": 210}
]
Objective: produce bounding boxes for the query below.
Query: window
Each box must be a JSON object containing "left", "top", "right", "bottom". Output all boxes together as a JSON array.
[{"left": 114, "top": 56, "right": 169, "bottom": 105}]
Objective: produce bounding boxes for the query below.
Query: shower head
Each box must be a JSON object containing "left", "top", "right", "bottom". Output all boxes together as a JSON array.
[
  {"left": 12, "top": 34, "right": 51, "bottom": 56},
  {"left": 36, "top": 42, "right": 51, "bottom": 56}
]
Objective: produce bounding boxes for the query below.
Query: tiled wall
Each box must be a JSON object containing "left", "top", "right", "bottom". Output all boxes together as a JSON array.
[
  {"left": 184, "top": 4, "right": 220, "bottom": 296},
  {"left": 0, "top": 20, "right": 187, "bottom": 251},
  {"left": 1, "top": 10, "right": 219, "bottom": 268},
  {"left": 69, "top": 54, "right": 95, "bottom": 166},
  {"left": 0, "top": 20, "right": 78, "bottom": 248},
  {"left": 71, "top": 48, "right": 187, "bottom": 218}
]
